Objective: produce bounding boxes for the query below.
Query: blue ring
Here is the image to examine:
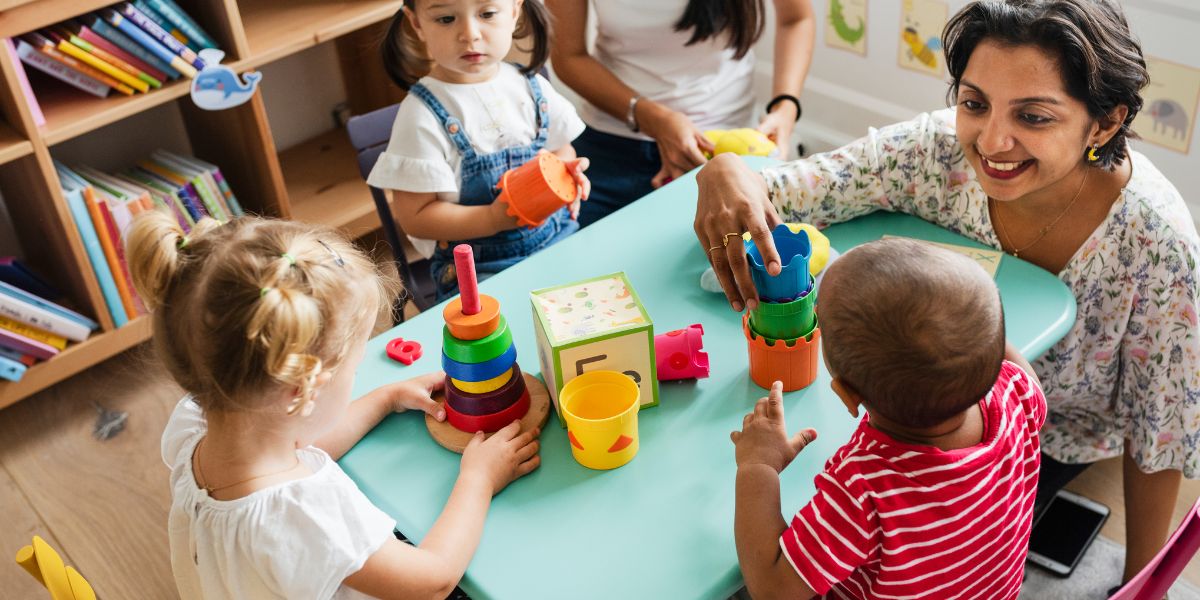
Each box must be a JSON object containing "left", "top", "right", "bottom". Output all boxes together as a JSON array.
[{"left": 442, "top": 343, "right": 518, "bottom": 382}]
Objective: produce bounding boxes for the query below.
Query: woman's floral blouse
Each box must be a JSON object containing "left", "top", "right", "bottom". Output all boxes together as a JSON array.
[{"left": 762, "top": 109, "right": 1200, "bottom": 477}]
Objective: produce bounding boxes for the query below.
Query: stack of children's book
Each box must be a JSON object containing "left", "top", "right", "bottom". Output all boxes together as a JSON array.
[
  {"left": 57, "top": 151, "right": 243, "bottom": 331},
  {"left": 0, "top": 259, "right": 100, "bottom": 382},
  {"left": 10, "top": 0, "right": 218, "bottom": 104}
]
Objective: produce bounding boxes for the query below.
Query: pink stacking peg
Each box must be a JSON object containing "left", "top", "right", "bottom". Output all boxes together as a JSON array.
[
  {"left": 453, "top": 244, "right": 480, "bottom": 315},
  {"left": 654, "top": 323, "right": 710, "bottom": 381}
]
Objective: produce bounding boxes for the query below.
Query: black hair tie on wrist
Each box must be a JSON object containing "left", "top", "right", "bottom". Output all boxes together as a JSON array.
[{"left": 766, "top": 94, "right": 802, "bottom": 122}]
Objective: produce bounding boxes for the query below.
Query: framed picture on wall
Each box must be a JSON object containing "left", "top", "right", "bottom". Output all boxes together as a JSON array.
[
  {"left": 826, "top": 0, "right": 868, "bottom": 56},
  {"left": 897, "top": 0, "right": 947, "bottom": 79},
  {"left": 1133, "top": 56, "right": 1200, "bottom": 155}
]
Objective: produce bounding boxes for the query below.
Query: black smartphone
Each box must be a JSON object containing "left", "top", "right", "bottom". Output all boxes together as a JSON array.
[{"left": 1026, "top": 490, "right": 1111, "bottom": 576}]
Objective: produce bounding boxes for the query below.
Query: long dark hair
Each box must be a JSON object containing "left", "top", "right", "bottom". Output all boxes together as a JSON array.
[
  {"left": 675, "top": 0, "right": 765, "bottom": 60},
  {"left": 943, "top": 0, "right": 1148, "bottom": 170},
  {"left": 382, "top": 0, "right": 552, "bottom": 90}
]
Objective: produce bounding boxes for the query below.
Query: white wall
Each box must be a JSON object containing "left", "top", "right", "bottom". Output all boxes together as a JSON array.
[{"left": 752, "top": 0, "right": 1200, "bottom": 224}]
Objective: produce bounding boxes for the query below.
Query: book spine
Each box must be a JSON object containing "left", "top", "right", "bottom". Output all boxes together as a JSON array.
[
  {"left": 118, "top": 3, "right": 204, "bottom": 69},
  {"left": 100, "top": 9, "right": 197, "bottom": 78},
  {"left": 0, "top": 315, "right": 67, "bottom": 350},
  {"left": 0, "top": 345, "right": 36, "bottom": 367},
  {"left": 15, "top": 40, "right": 109, "bottom": 97},
  {"left": 83, "top": 188, "right": 138, "bottom": 321},
  {"left": 144, "top": 0, "right": 218, "bottom": 51},
  {"left": 0, "top": 292, "right": 87, "bottom": 342},
  {"left": 56, "top": 40, "right": 148, "bottom": 93},
  {"left": 5, "top": 39, "right": 45, "bottom": 126},
  {"left": 208, "top": 170, "right": 243, "bottom": 216},
  {"left": 131, "top": 0, "right": 192, "bottom": 49},
  {"left": 96, "top": 198, "right": 140, "bottom": 318},
  {"left": 68, "top": 34, "right": 161, "bottom": 88},
  {"left": 0, "top": 279, "right": 96, "bottom": 330},
  {"left": 64, "top": 189, "right": 128, "bottom": 327},
  {"left": 88, "top": 17, "right": 180, "bottom": 80},
  {"left": 78, "top": 27, "right": 168, "bottom": 81},
  {"left": 0, "top": 328, "right": 58, "bottom": 361},
  {"left": 0, "top": 353, "right": 26, "bottom": 382},
  {"left": 26, "top": 38, "right": 133, "bottom": 95}
]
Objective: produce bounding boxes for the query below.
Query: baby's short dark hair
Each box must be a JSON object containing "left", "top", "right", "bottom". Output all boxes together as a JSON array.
[{"left": 818, "top": 238, "right": 1006, "bottom": 429}]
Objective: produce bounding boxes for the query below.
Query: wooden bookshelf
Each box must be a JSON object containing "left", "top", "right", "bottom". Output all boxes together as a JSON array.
[
  {"left": 0, "top": 316, "right": 151, "bottom": 410},
  {"left": 0, "top": 0, "right": 409, "bottom": 408}
]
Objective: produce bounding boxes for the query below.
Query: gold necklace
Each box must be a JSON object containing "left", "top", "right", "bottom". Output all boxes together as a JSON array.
[
  {"left": 194, "top": 437, "right": 301, "bottom": 494},
  {"left": 992, "top": 169, "right": 1089, "bottom": 258}
]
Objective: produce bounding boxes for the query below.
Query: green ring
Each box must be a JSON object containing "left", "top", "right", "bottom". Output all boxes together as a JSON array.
[
  {"left": 442, "top": 316, "right": 513, "bottom": 364},
  {"left": 750, "top": 289, "right": 815, "bottom": 339},
  {"left": 749, "top": 315, "right": 819, "bottom": 347}
]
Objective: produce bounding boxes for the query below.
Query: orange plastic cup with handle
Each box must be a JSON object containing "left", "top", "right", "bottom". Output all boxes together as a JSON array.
[{"left": 496, "top": 150, "right": 577, "bottom": 228}]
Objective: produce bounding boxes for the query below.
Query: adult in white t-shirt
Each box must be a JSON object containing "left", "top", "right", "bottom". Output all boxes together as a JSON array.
[{"left": 548, "top": 0, "right": 815, "bottom": 226}]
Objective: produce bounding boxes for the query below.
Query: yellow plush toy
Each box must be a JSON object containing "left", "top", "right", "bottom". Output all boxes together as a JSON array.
[
  {"left": 742, "top": 223, "right": 831, "bottom": 275},
  {"left": 703, "top": 128, "right": 777, "bottom": 158}
]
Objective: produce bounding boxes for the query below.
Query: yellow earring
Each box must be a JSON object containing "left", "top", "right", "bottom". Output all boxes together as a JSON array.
[{"left": 1087, "top": 145, "right": 1100, "bottom": 162}]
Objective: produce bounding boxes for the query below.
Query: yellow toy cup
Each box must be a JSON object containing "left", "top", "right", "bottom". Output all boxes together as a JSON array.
[{"left": 559, "top": 371, "right": 641, "bottom": 470}]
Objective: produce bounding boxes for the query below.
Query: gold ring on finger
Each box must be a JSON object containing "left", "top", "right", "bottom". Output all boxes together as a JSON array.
[{"left": 722, "top": 232, "right": 742, "bottom": 247}]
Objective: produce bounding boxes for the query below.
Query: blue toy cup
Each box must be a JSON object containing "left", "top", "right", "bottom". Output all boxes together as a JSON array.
[{"left": 746, "top": 224, "right": 812, "bottom": 302}]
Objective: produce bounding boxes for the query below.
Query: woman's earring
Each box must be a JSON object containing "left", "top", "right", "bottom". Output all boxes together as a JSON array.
[{"left": 1087, "top": 144, "right": 1101, "bottom": 162}]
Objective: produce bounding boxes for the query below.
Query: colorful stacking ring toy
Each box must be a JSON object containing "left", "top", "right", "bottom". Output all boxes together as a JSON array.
[
  {"left": 444, "top": 387, "right": 531, "bottom": 433},
  {"left": 442, "top": 293, "right": 502, "bottom": 340},
  {"left": 452, "top": 366, "right": 516, "bottom": 394},
  {"left": 442, "top": 343, "right": 517, "bottom": 382},
  {"left": 445, "top": 368, "right": 527, "bottom": 416},
  {"left": 442, "top": 316, "right": 512, "bottom": 364}
]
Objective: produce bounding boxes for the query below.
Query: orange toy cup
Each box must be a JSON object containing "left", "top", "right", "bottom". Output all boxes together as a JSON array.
[
  {"left": 495, "top": 151, "right": 577, "bottom": 228},
  {"left": 742, "top": 313, "right": 821, "bottom": 392}
]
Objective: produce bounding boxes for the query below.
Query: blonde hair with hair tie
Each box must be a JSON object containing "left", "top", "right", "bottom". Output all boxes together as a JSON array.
[{"left": 126, "top": 211, "right": 401, "bottom": 414}]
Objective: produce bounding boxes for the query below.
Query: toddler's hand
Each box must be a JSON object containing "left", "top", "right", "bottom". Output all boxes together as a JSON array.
[
  {"left": 564, "top": 158, "right": 591, "bottom": 220},
  {"left": 384, "top": 371, "right": 446, "bottom": 421},
  {"left": 461, "top": 421, "right": 541, "bottom": 495},
  {"left": 489, "top": 196, "right": 521, "bottom": 232},
  {"left": 730, "top": 381, "right": 817, "bottom": 473}
]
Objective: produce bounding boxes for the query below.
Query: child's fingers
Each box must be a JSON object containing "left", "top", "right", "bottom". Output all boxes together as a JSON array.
[
  {"left": 419, "top": 371, "right": 446, "bottom": 392},
  {"left": 515, "top": 454, "right": 541, "bottom": 477},
  {"left": 513, "top": 439, "right": 540, "bottom": 463},
  {"left": 465, "top": 430, "right": 486, "bottom": 450},
  {"left": 412, "top": 395, "right": 445, "bottom": 421},
  {"left": 491, "top": 420, "right": 522, "bottom": 442},
  {"left": 569, "top": 157, "right": 590, "bottom": 173},
  {"left": 730, "top": 430, "right": 742, "bottom": 444},
  {"left": 767, "top": 381, "right": 785, "bottom": 419},
  {"left": 790, "top": 428, "right": 818, "bottom": 455},
  {"left": 753, "top": 397, "right": 770, "bottom": 419}
]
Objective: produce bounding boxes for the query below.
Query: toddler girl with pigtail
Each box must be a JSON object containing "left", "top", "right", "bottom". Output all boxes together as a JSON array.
[
  {"left": 369, "top": 0, "right": 590, "bottom": 299},
  {"left": 128, "top": 211, "right": 540, "bottom": 599}
]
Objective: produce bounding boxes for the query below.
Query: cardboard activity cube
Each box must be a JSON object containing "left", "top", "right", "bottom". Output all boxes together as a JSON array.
[{"left": 531, "top": 272, "right": 658, "bottom": 426}]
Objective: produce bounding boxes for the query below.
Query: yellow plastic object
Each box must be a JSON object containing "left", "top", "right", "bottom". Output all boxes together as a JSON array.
[
  {"left": 452, "top": 366, "right": 515, "bottom": 394},
  {"left": 703, "top": 128, "right": 777, "bottom": 158},
  {"left": 15, "top": 536, "right": 96, "bottom": 600},
  {"left": 743, "top": 223, "right": 831, "bottom": 275},
  {"left": 560, "top": 371, "right": 641, "bottom": 470}
]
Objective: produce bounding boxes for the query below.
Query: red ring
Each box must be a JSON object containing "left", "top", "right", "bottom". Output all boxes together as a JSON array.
[{"left": 444, "top": 387, "right": 531, "bottom": 433}]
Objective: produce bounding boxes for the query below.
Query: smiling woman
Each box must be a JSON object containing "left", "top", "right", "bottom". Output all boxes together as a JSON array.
[{"left": 692, "top": 0, "right": 1200, "bottom": 591}]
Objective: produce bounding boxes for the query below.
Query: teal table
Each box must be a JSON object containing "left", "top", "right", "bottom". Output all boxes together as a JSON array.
[{"left": 341, "top": 157, "right": 1076, "bottom": 599}]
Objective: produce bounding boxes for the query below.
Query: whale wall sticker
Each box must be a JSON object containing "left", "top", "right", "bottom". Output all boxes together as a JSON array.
[{"left": 190, "top": 48, "right": 262, "bottom": 110}]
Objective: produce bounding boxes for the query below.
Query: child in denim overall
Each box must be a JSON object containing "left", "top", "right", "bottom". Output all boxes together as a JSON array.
[{"left": 368, "top": 0, "right": 590, "bottom": 299}]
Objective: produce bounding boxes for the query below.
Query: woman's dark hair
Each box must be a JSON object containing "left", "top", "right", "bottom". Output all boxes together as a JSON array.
[
  {"left": 942, "top": 0, "right": 1149, "bottom": 170},
  {"left": 675, "top": 0, "right": 765, "bottom": 60},
  {"left": 383, "top": 0, "right": 552, "bottom": 90}
]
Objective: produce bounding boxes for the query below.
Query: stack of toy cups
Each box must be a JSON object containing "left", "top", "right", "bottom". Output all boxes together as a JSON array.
[
  {"left": 441, "top": 245, "right": 529, "bottom": 432},
  {"left": 743, "top": 224, "right": 821, "bottom": 392}
]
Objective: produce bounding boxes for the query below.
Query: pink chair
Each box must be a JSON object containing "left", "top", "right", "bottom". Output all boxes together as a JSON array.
[{"left": 1108, "top": 497, "right": 1200, "bottom": 600}]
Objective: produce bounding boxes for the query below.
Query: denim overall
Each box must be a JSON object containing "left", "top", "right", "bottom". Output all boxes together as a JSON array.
[{"left": 408, "top": 72, "right": 578, "bottom": 300}]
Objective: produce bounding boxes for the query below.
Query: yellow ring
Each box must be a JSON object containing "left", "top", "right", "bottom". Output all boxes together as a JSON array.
[{"left": 451, "top": 367, "right": 514, "bottom": 394}]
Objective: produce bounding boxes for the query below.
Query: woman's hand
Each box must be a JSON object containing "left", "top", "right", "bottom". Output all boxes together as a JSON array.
[
  {"left": 386, "top": 371, "right": 446, "bottom": 421},
  {"left": 757, "top": 106, "right": 798, "bottom": 161},
  {"left": 460, "top": 421, "right": 541, "bottom": 495},
  {"left": 694, "top": 153, "right": 785, "bottom": 311},
  {"left": 640, "top": 101, "right": 716, "bottom": 188},
  {"left": 564, "top": 157, "right": 591, "bottom": 219}
]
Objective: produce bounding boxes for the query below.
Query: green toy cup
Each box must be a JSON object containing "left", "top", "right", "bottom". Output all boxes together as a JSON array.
[{"left": 749, "top": 274, "right": 816, "bottom": 340}]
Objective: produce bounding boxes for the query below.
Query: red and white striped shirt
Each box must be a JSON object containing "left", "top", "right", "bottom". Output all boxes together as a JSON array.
[{"left": 780, "top": 361, "right": 1047, "bottom": 599}]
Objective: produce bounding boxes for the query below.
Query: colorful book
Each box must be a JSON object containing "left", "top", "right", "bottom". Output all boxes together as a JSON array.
[
  {"left": 81, "top": 186, "right": 137, "bottom": 320},
  {"left": 0, "top": 287, "right": 89, "bottom": 343},
  {"left": 0, "top": 346, "right": 36, "bottom": 367},
  {"left": 5, "top": 39, "right": 45, "bottom": 126},
  {"left": 121, "top": 167, "right": 197, "bottom": 225},
  {"left": 55, "top": 28, "right": 162, "bottom": 89},
  {"left": 136, "top": 160, "right": 210, "bottom": 220},
  {"left": 143, "top": 0, "right": 218, "bottom": 51},
  {"left": 59, "top": 181, "right": 128, "bottom": 327},
  {"left": 0, "top": 257, "right": 61, "bottom": 302},
  {"left": 22, "top": 32, "right": 134, "bottom": 95},
  {"left": 15, "top": 38, "right": 110, "bottom": 98},
  {"left": 0, "top": 315, "right": 67, "bottom": 350},
  {"left": 149, "top": 152, "right": 228, "bottom": 220},
  {"left": 99, "top": 9, "right": 197, "bottom": 78},
  {"left": 118, "top": 3, "right": 204, "bottom": 70},
  {"left": 0, "top": 327, "right": 59, "bottom": 360},
  {"left": 86, "top": 15, "right": 180, "bottom": 80},
  {"left": 156, "top": 151, "right": 243, "bottom": 216},
  {"left": 114, "top": 172, "right": 191, "bottom": 230},
  {"left": 131, "top": 0, "right": 192, "bottom": 49},
  {"left": 53, "top": 37, "right": 150, "bottom": 93},
  {"left": 0, "top": 278, "right": 96, "bottom": 339},
  {"left": 68, "top": 20, "right": 169, "bottom": 82},
  {"left": 0, "top": 351, "right": 26, "bottom": 382}
]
